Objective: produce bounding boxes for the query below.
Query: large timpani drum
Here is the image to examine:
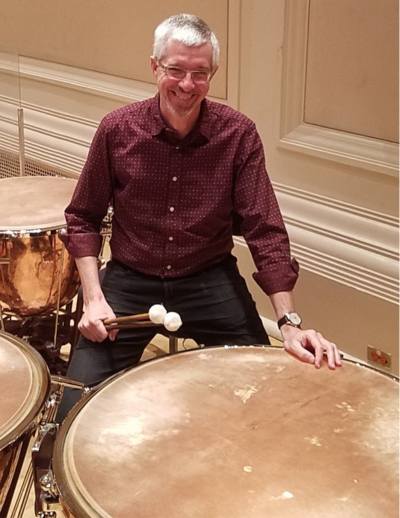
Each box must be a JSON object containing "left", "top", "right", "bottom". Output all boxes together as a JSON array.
[
  {"left": 0, "top": 176, "right": 79, "bottom": 316},
  {"left": 0, "top": 331, "right": 50, "bottom": 514},
  {"left": 52, "top": 347, "right": 399, "bottom": 518}
]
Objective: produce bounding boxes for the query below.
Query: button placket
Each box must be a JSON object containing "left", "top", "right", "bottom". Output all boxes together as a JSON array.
[{"left": 164, "top": 146, "right": 183, "bottom": 273}]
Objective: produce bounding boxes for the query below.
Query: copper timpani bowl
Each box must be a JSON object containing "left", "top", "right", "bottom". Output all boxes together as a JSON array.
[
  {"left": 52, "top": 346, "right": 399, "bottom": 518},
  {"left": 0, "top": 176, "right": 79, "bottom": 316},
  {"left": 0, "top": 331, "right": 50, "bottom": 513}
]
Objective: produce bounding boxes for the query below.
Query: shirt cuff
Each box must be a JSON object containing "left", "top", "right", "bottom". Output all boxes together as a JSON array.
[
  {"left": 59, "top": 232, "right": 103, "bottom": 258},
  {"left": 252, "top": 258, "right": 299, "bottom": 295}
]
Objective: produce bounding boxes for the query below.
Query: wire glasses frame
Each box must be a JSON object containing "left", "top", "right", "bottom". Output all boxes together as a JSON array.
[{"left": 155, "top": 58, "right": 212, "bottom": 84}]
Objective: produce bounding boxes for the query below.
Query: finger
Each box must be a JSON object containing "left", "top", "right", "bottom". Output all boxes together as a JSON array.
[
  {"left": 333, "top": 344, "right": 342, "bottom": 367},
  {"left": 93, "top": 320, "right": 111, "bottom": 342},
  {"left": 108, "top": 328, "right": 119, "bottom": 341},
  {"left": 80, "top": 326, "right": 104, "bottom": 342},
  {"left": 284, "top": 342, "right": 315, "bottom": 365},
  {"left": 78, "top": 319, "right": 108, "bottom": 342},
  {"left": 316, "top": 333, "right": 341, "bottom": 369},
  {"left": 301, "top": 331, "right": 324, "bottom": 368},
  {"left": 326, "top": 341, "right": 342, "bottom": 368}
]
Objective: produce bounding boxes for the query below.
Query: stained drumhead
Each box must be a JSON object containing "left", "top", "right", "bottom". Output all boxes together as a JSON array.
[
  {"left": 0, "top": 332, "right": 50, "bottom": 449},
  {"left": 53, "top": 347, "right": 399, "bottom": 518},
  {"left": 0, "top": 177, "right": 77, "bottom": 231}
]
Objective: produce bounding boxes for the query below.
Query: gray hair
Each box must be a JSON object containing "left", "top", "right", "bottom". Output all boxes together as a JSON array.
[{"left": 153, "top": 14, "right": 220, "bottom": 69}]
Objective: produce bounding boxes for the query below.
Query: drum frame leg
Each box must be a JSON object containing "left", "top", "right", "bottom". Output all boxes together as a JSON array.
[
  {"left": 1, "top": 434, "right": 32, "bottom": 518},
  {"left": 169, "top": 335, "right": 178, "bottom": 354},
  {"left": 69, "top": 294, "right": 84, "bottom": 366},
  {"left": 8, "top": 461, "right": 34, "bottom": 518},
  {"left": 0, "top": 303, "right": 4, "bottom": 332},
  {"left": 32, "top": 423, "right": 59, "bottom": 517},
  {"left": 52, "top": 243, "right": 66, "bottom": 350}
]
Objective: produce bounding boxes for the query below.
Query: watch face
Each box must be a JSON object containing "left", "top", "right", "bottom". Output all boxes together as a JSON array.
[{"left": 288, "top": 312, "right": 302, "bottom": 325}]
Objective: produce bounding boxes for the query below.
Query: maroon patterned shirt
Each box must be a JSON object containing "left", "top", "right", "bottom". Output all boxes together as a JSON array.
[{"left": 61, "top": 95, "right": 298, "bottom": 295}]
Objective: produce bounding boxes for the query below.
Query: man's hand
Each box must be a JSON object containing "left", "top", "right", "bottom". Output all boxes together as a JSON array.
[
  {"left": 280, "top": 324, "right": 342, "bottom": 369},
  {"left": 74, "top": 256, "right": 118, "bottom": 343},
  {"left": 78, "top": 297, "right": 118, "bottom": 342}
]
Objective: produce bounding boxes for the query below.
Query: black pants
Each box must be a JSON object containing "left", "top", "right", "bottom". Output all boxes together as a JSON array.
[{"left": 56, "top": 255, "right": 269, "bottom": 422}]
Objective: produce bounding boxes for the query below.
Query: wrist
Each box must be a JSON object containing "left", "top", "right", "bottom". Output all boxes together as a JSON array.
[
  {"left": 280, "top": 323, "right": 301, "bottom": 335},
  {"left": 84, "top": 292, "right": 106, "bottom": 305}
]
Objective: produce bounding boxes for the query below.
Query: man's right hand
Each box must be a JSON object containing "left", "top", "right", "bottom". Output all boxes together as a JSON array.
[
  {"left": 78, "top": 297, "right": 118, "bottom": 342},
  {"left": 74, "top": 256, "right": 118, "bottom": 343}
]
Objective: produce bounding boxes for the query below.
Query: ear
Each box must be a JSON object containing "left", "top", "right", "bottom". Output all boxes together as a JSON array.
[{"left": 150, "top": 56, "right": 158, "bottom": 76}]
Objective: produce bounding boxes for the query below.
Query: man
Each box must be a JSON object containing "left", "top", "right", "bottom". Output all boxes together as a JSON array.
[{"left": 58, "top": 14, "right": 341, "bottom": 421}]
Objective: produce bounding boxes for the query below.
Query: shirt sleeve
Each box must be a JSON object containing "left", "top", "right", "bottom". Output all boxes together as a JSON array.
[
  {"left": 60, "top": 118, "right": 114, "bottom": 258},
  {"left": 233, "top": 123, "right": 299, "bottom": 295}
]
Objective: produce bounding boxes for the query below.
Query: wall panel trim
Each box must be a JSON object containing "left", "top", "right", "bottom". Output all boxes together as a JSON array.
[
  {"left": 280, "top": 0, "right": 399, "bottom": 177},
  {"left": 0, "top": 94, "right": 94, "bottom": 175},
  {"left": 234, "top": 181, "right": 399, "bottom": 305},
  {"left": 0, "top": 16, "right": 241, "bottom": 173},
  {"left": 0, "top": 46, "right": 397, "bottom": 307}
]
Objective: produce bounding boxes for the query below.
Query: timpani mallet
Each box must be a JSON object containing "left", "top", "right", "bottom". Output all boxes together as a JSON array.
[{"left": 103, "top": 305, "right": 182, "bottom": 332}]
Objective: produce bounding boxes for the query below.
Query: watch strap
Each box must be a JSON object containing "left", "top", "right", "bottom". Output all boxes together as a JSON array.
[{"left": 277, "top": 312, "right": 302, "bottom": 330}]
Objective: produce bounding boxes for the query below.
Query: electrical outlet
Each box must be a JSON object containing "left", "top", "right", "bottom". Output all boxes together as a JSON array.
[{"left": 367, "top": 345, "right": 391, "bottom": 370}]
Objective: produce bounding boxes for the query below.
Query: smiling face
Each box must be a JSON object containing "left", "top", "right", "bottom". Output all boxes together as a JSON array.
[{"left": 151, "top": 39, "right": 217, "bottom": 131}]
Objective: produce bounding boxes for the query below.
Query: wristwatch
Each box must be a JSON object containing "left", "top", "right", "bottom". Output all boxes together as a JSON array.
[{"left": 277, "top": 312, "right": 302, "bottom": 329}]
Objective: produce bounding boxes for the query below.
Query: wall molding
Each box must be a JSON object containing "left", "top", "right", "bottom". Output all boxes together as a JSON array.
[
  {"left": 0, "top": 53, "right": 158, "bottom": 104},
  {"left": 275, "top": 181, "right": 399, "bottom": 304},
  {"left": 260, "top": 316, "right": 281, "bottom": 342},
  {"left": 234, "top": 182, "right": 399, "bottom": 305},
  {"left": 273, "top": 182, "right": 399, "bottom": 226},
  {"left": 273, "top": 182, "right": 399, "bottom": 259},
  {"left": 0, "top": 0, "right": 242, "bottom": 108},
  {"left": 280, "top": 0, "right": 399, "bottom": 177},
  {"left": 0, "top": 21, "right": 241, "bottom": 175},
  {"left": 0, "top": 94, "right": 94, "bottom": 174},
  {"left": 234, "top": 234, "right": 398, "bottom": 305},
  {"left": 280, "top": 123, "right": 399, "bottom": 177},
  {"left": 0, "top": 48, "right": 397, "bottom": 307}
]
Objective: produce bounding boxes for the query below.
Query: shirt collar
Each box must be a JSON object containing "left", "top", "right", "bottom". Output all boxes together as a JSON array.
[{"left": 150, "top": 94, "right": 212, "bottom": 144}]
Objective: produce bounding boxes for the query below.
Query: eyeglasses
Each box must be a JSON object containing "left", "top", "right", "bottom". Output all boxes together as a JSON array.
[{"left": 156, "top": 59, "right": 212, "bottom": 84}]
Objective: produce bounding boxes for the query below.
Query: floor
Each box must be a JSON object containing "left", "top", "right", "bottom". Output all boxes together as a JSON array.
[{"left": 9, "top": 333, "right": 282, "bottom": 517}]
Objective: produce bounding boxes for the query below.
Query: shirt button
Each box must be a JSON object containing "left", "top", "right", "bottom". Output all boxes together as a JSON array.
[
  {"left": 172, "top": 176, "right": 177, "bottom": 182},
  {"left": 166, "top": 265, "right": 172, "bottom": 270},
  {"left": 169, "top": 236, "right": 173, "bottom": 241},
  {"left": 169, "top": 207, "right": 175, "bottom": 212}
]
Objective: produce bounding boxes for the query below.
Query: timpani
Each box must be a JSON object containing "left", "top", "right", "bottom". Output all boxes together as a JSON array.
[
  {"left": 0, "top": 176, "right": 79, "bottom": 316},
  {"left": 0, "top": 331, "right": 50, "bottom": 514},
  {"left": 51, "top": 346, "right": 399, "bottom": 518}
]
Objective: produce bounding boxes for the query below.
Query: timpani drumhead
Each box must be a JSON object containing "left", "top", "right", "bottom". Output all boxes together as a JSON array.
[
  {"left": 53, "top": 347, "right": 399, "bottom": 518},
  {"left": 0, "top": 332, "right": 50, "bottom": 512},
  {"left": 0, "top": 331, "right": 50, "bottom": 449},
  {"left": 0, "top": 176, "right": 77, "bottom": 231}
]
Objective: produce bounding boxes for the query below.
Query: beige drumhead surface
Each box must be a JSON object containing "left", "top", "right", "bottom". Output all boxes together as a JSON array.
[
  {"left": 0, "top": 332, "right": 49, "bottom": 449},
  {"left": 0, "top": 177, "right": 77, "bottom": 231},
  {"left": 54, "top": 347, "right": 399, "bottom": 518}
]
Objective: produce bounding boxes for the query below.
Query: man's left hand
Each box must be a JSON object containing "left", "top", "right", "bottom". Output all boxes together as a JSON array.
[{"left": 280, "top": 325, "right": 342, "bottom": 369}]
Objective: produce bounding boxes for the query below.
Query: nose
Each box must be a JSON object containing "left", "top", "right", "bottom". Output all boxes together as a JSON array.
[{"left": 178, "top": 71, "right": 195, "bottom": 90}]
